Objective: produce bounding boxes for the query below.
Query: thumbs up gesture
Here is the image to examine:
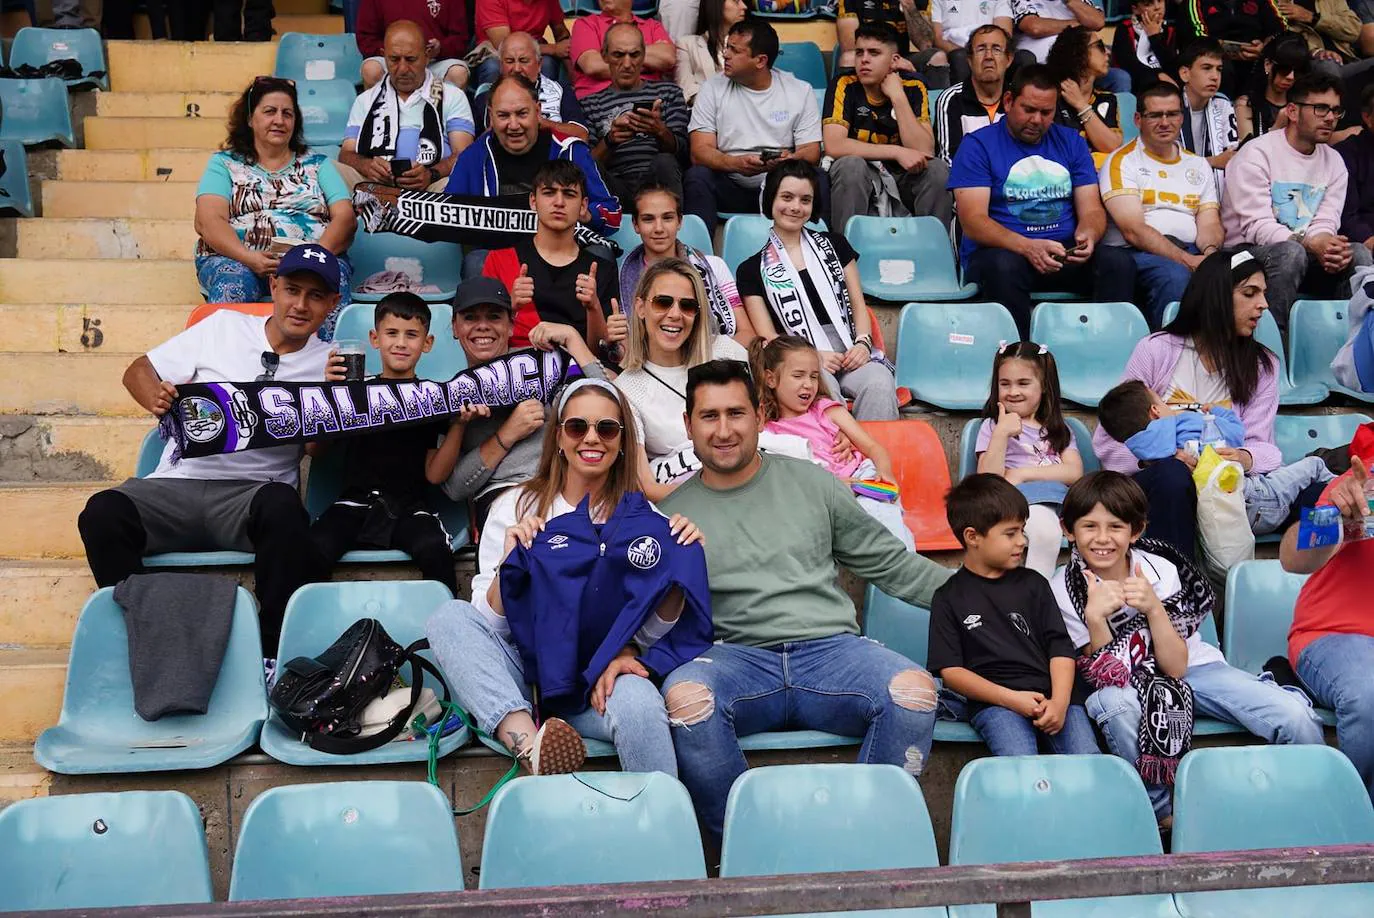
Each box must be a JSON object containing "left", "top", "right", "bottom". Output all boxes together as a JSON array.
[
  {"left": 1122, "top": 562, "right": 1163, "bottom": 616},
  {"left": 511, "top": 263, "right": 534, "bottom": 309},
  {"left": 994, "top": 402, "right": 1023, "bottom": 439},
  {"left": 576, "top": 260, "right": 601, "bottom": 312},
  {"left": 1083, "top": 569, "right": 1126, "bottom": 623}
]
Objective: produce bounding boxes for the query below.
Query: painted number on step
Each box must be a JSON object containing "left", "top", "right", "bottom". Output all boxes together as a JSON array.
[
  {"left": 186, "top": 103, "right": 201, "bottom": 118},
  {"left": 81, "top": 317, "right": 103, "bottom": 349}
]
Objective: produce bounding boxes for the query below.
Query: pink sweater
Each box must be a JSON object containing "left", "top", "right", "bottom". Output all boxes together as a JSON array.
[
  {"left": 1091, "top": 332, "right": 1283, "bottom": 475},
  {"left": 1221, "top": 129, "right": 1349, "bottom": 247}
]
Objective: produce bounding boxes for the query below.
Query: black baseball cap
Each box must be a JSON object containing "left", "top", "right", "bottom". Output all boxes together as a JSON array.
[
  {"left": 277, "top": 243, "right": 341, "bottom": 293},
  {"left": 454, "top": 276, "right": 513, "bottom": 314}
]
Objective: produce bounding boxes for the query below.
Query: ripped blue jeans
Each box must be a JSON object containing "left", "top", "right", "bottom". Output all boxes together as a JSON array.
[
  {"left": 1245, "top": 456, "right": 1335, "bottom": 536},
  {"left": 195, "top": 253, "right": 352, "bottom": 341}
]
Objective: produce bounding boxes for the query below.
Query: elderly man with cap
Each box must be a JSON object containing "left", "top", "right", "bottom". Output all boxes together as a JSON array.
[
  {"left": 77, "top": 245, "right": 349, "bottom": 652},
  {"left": 338, "top": 19, "right": 477, "bottom": 193},
  {"left": 475, "top": 31, "right": 591, "bottom": 141},
  {"left": 442, "top": 276, "right": 610, "bottom": 529}
]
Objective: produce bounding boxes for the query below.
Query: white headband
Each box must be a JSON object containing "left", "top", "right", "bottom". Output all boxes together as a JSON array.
[
  {"left": 1231, "top": 250, "right": 1255, "bottom": 270},
  {"left": 556, "top": 377, "right": 621, "bottom": 415}
]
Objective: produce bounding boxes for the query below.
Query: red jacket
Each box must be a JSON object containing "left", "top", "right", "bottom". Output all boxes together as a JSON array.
[{"left": 355, "top": 0, "right": 470, "bottom": 61}]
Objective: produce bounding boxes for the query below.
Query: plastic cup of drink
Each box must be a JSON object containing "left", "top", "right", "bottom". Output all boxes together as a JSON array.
[{"left": 336, "top": 339, "right": 366, "bottom": 381}]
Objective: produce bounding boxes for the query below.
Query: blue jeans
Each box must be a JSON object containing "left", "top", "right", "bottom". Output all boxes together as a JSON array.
[
  {"left": 1297, "top": 633, "right": 1374, "bottom": 801},
  {"left": 425, "top": 600, "right": 679, "bottom": 776},
  {"left": 1087, "top": 660, "right": 1325, "bottom": 818},
  {"left": 1097, "top": 68, "right": 1131, "bottom": 94},
  {"left": 1245, "top": 456, "right": 1335, "bottom": 536},
  {"left": 963, "top": 242, "right": 1137, "bottom": 341},
  {"left": 1125, "top": 244, "right": 1197, "bottom": 329},
  {"left": 341, "top": 0, "right": 359, "bottom": 32},
  {"left": 662, "top": 633, "right": 938, "bottom": 841},
  {"left": 971, "top": 703, "right": 1102, "bottom": 756},
  {"left": 195, "top": 253, "right": 351, "bottom": 341}
]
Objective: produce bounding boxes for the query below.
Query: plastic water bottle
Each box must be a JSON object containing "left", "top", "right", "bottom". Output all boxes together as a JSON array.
[
  {"left": 1297, "top": 479, "right": 1374, "bottom": 549},
  {"left": 1200, "top": 413, "right": 1227, "bottom": 451}
]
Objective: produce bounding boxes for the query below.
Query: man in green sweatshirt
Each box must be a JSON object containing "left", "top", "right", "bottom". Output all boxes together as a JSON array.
[{"left": 659, "top": 359, "right": 952, "bottom": 842}]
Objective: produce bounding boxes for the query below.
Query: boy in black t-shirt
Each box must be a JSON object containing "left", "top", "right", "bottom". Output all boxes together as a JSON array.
[
  {"left": 308, "top": 294, "right": 481, "bottom": 595},
  {"left": 927, "top": 474, "right": 1100, "bottom": 756}
]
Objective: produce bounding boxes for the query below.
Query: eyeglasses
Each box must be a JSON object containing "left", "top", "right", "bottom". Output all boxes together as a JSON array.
[
  {"left": 971, "top": 44, "right": 1007, "bottom": 56},
  {"left": 560, "top": 417, "right": 624, "bottom": 440},
  {"left": 648, "top": 294, "right": 700, "bottom": 314},
  {"left": 1092, "top": 40, "right": 1108, "bottom": 53},
  {"left": 256, "top": 351, "right": 280, "bottom": 382},
  {"left": 1293, "top": 101, "right": 1345, "bottom": 120},
  {"left": 1140, "top": 110, "right": 1184, "bottom": 122}
]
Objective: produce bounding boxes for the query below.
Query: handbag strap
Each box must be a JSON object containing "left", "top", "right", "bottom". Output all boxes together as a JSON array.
[
  {"left": 302, "top": 638, "right": 448, "bottom": 755},
  {"left": 421, "top": 701, "right": 521, "bottom": 816}
]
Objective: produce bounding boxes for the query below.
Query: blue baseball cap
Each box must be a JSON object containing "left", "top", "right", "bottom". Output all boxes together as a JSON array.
[{"left": 277, "top": 243, "right": 341, "bottom": 292}]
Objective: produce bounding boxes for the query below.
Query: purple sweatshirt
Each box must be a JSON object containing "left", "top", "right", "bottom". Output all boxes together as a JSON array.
[
  {"left": 1092, "top": 332, "right": 1283, "bottom": 475},
  {"left": 1221, "top": 129, "right": 1349, "bottom": 248}
]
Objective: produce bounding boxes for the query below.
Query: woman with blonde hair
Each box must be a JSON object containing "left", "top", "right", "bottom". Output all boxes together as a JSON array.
[{"left": 426, "top": 378, "right": 710, "bottom": 776}]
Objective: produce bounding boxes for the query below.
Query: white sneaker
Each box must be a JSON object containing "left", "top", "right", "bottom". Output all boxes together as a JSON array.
[{"left": 524, "top": 717, "right": 586, "bottom": 776}]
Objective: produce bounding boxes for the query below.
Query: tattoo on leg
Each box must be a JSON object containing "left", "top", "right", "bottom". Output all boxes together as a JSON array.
[{"left": 507, "top": 730, "right": 530, "bottom": 756}]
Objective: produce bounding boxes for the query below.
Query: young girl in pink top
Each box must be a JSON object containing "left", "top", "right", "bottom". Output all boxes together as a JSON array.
[{"left": 749, "top": 335, "right": 914, "bottom": 550}]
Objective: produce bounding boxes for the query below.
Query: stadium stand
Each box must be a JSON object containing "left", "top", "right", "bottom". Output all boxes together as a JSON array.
[{"left": 1290, "top": 300, "right": 1374, "bottom": 406}]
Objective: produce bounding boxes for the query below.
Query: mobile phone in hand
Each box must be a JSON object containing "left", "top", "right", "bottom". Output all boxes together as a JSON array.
[
  {"left": 632, "top": 100, "right": 655, "bottom": 112},
  {"left": 759, "top": 148, "right": 783, "bottom": 162},
  {"left": 391, "top": 158, "right": 412, "bottom": 178}
]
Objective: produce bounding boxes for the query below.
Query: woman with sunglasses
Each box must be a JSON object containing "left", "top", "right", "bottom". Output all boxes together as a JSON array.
[
  {"left": 426, "top": 378, "right": 711, "bottom": 776},
  {"left": 194, "top": 76, "right": 357, "bottom": 330},
  {"left": 1047, "top": 26, "right": 1123, "bottom": 157}
]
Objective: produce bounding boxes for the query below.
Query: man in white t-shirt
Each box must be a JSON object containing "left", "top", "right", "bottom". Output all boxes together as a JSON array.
[
  {"left": 1099, "top": 82, "right": 1223, "bottom": 327},
  {"left": 682, "top": 19, "right": 823, "bottom": 234},
  {"left": 931, "top": 0, "right": 1015, "bottom": 85},
  {"left": 337, "top": 20, "right": 476, "bottom": 193},
  {"left": 76, "top": 245, "right": 347, "bottom": 650}
]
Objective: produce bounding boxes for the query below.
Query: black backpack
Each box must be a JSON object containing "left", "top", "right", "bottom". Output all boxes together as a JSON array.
[{"left": 269, "top": 618, "right": 449, "bottom": 754}]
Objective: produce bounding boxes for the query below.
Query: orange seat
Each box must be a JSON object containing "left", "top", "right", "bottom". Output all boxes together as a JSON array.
[
  {"left": 867, "top": 306, "right": 912, "bottom": 409},
  {"left": 186, "top": 302, "right": 273, "bottom": 328},
  {"left": 860, "top": 419, "right": 960, "bottom": 551}
]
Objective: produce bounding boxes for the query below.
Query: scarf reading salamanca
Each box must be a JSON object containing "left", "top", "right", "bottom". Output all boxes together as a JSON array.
[
  {"left": 1063, "top": 538, "right": 1214, "bottom": 785},
  {"left": 160, "top": 347, "right": 581, "bottom": 461}
]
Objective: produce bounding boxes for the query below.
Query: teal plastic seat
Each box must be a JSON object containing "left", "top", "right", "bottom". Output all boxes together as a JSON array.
[
  {"left": 1172, "top": 746, "right": 1374, "bottom": 917},
  {"left": 1118, "top": 91, "right": 1138, "bottom": 141},
  {"left": 229, "top": 781, "right": 463, "bottom": 900},
  {"left": 0, "top": 791, "right": 212, "bottom": 910},
  {"left": 1030, "top": 301, "right": 1149, "bottom": 407},
  {"left": 777, "top": 42, "right": 828, "bottom": 89},
  {"left": 258, "top": 580, "right": 468, "bottom": 765},
  {"left": 0, "top": 77, "right": 75, "bottom": 146},
  {"left": 1290, "top": 299, "right": 1374, "bottom": 404},
  {"left": 479, "top": 773, "right": 706, "bottom": 888},
  {"left": 1163, "top": 301, "right": 1327, "bottom": 405},
  {"left": 297, "top": 78, "right": 356, "bottom": 147},
  {"left": 1274, "top": 412, "right": 1372, "bottom": 465},
  {"left": 894, "top": 301, "right": 1019, "bottom": 410},
  {"left": 721, "top": 763, "right": 947, "bottom": 918},
  {"left": 348, "top": 232, "right": 464, "bottom": 304},
  {"left": 956, "top": 416, "right": 1101, "bottom": 478},
  {"left": 950, "top": 756, "right": 1182, "bottom": 917},
  {"left": 814, "top": 86, "right": 825, "bottom": 114},
  {"left": 846, "top": 216, "right": 978, "bottom": 302},
  {"left": 721, "top": 214, "right": 827, "bottom": 271},
  {"left": 0, "top": 140, "right": 34, "bottom": 216},
  {"left": 609, "top": 213, "right": 713, "bottom": 267},
  {"left": 34, "top": 587, "right": 267, "bottom": 774},
  {"left": 330, "top": 302, "right": 468, "bottom": 379},
  {"left": 1221, "top": 560, "right": 1309, "bottom": 675},
  {"left": 132, "top": 428, "right": 255, "bottom": 567},
  {"left": 10, "top": 26, "right": 108, "bottom": 89},
  {"left": 274, "top": 33, "right": 364, "bottom": 85}
]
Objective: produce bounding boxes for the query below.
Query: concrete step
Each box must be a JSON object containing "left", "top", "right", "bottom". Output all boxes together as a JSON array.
[
  {"left": 42, "top": 181, "right": 198, "bottom": 221},
  {"left": 96, "top": 92, "right": 240, "bottom": 120},
  {"left": 0, "top": 744, "right": 53, "bottom": 808},
  {"left": 0, "top": 259, "right": 198, "bottom": 305},
  {"left": 108, "top": 41, "right": 276, "bottom": 94},
  {"left": 0, "top": 649, "right": 66, "bottom": 745},
  {"left": 1, "top": 416, "right": 154, "bottom": 482},
  {"left": 84, "top": 118, "right": 226, "bottom": 152},
  {"left": 0, "top": 483, "right": 104, "bottom": 558},
  {"left": 46, "top": 149, "right": 213, "bottom": 183},
  {"left": 0, "top": 303, "right": 193, "bottom": 355},
  {"left": 1, "top": 354, "right": 146, "bottom": 416},
  {"left": 0, "top": 562, "right": 94, "bottom": 648},
  {"left": 10, "top": 218, "right": 194, "bottom": 261}
]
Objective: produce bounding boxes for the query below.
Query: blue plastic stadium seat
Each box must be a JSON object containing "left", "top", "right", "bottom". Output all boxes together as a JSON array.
[
  {"left": 814, "top": 86, "right": 825, "bottom": 114},
  {"left": 1172, "top": 746, "right": 1374, "bottom": 917},
  {"left": 0, "top": 140, "right": 34, "bottom": 216},
  {"left": 609, "top": 213, "right": 713, "bottom": 267},
  {"left": 479, "top": 773, "right": 706, "bottom": 888},
  {"left": 777, "top": 42, "right": 828, "bottom": 90},
  {"left": 1162, "top": 300, "right": 1328, "bottom": 405},
  {"left": 721, "top": 214, "right": 827, "bottom": 272},
  {"left": 348, "top": 233, "right": 464, "bottom": 305},
  {"left": 1030, "top": 301, "right": 1149, "bottom": 408},
  {"left": 956, "top": 416, "right": 1101, "bottom": 479},
  {"left": 846, "top": 216, "right": 978, "bottom": 302},
  {"left": 275, "top": 33, "right": 365, "bottom": 85},
  {"left": 297, "top": 78, "right": 356, "bottom": 147},
  {"left": 1274, "top": 413, "right": 1372, "bottom": 465},
  {"left": 0, "top": 77, "right": 75, "bottom": 146},
  {"left": 10, "top": 26, "right": 108, "bottom": 89},
  {"left": 894, "top": 301, "right": 1019, "bottom": 410},
  {"left": 258, "top": 580, "right": 468, "bottom": 765},
  {"left": 34, "top": 587, "right": 268, "bottom": 774},
  {"left": 0, "top": 791, "right": 213, "bottom": 910},
  {"left": 721, "top": 763, "right": 947, "bottom": 918},
  {"left": 1119, "top": 91, "right": 1138, "bottom": 141},
  {"left": 1290, "top": 299, "right": 1374, "bottom": 404},
  {"left": 229, "top": 781, "right": 462, "bottom": 900},
  {"left": 331, "top": 302, "right": 467, "bottom": 379},
  {"left": 950, "top": 756, "right": 1182, "bottom": 917},
  {"left": 132, "top": 429, "right": 255, "bottom": 567}
]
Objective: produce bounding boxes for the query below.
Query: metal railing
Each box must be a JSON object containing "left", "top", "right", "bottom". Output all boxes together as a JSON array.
[{"left": 21, "top": 845, "right": 1374, "bottom": 918}]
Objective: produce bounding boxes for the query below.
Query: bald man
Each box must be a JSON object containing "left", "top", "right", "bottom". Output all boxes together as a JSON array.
[
  {"left": 339, "top": 20, "right": 476, "bottom": 192},
  {"left": 475, "top": 31, "right": 591, "bottom": 141},
  {"left": 357, "top": 0, "right": 471, "bottom": 89}
]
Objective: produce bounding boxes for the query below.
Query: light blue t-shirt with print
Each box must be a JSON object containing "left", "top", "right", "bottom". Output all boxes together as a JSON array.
[
  {"left": 345, "top": 73, "right": 475, "bottom": 163},
  {"left": 195, "top": 151, "right": 349, "bottom": 256}
]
